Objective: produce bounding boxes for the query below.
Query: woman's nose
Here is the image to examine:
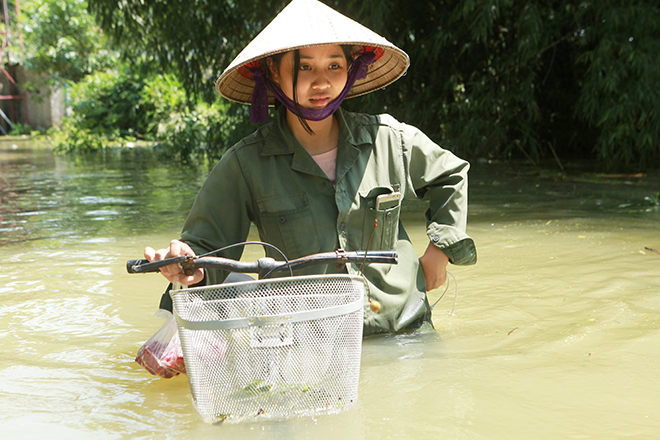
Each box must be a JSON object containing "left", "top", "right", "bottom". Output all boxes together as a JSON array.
[{"left": 312, "top": 74, "right": 331, "bottom": 89}]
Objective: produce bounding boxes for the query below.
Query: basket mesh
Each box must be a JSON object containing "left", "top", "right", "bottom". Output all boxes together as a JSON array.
[{"left": 171, "top": 274, "right": 365, "bottom": 424}]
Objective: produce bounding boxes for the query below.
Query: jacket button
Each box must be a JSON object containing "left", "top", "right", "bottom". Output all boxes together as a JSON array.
[
  {"left": 279, "top": 216, "right": 287, "bottom": 223},
  {"left": 385, "top": 211, "right": 392, "bottom": 219},
  {"left": 339, "top": 222, "right": 346, "bottom": 231},
  {"left": 431, "top": 235, "right": 440, "bottom": 243}
]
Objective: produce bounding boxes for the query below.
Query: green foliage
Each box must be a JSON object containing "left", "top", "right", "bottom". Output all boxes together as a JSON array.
[
  {"left": 20, "top": 0, "right": 118, "bottom": 84},
  {"left": 88, "top": 0, "right": 281, "bottom": 102},
  {"left": 50, "top": 68, "right": 184, "bottom": 152},
  {"left": 343, "top": 0, "right": 574, "bottom": 163},
  {"left": 85, "top": 0, "right": 660, "bottom": 171},
  {"left": 644, "top": 192, "right": 660, "bottom": 207},
  {"left": 142, "top": 74, "right": 188, "bottom": 129},
  {"left": 8, "top": 123, "right": 35, "bottom": 136},
  {"left": 65, "top": 68, "right": 187, "bottom": 139},
  {"left": 48, "top": 117, "right": 107, "bottom": 152},
  {"left": 50, "top": 66, "right": 253, "bottom": 161},
  {"left": 154, "top": 100, "right": 254, "bottom": 163},
  {"left": 576, "top": 2, "right": 660, "bottom": 170}
]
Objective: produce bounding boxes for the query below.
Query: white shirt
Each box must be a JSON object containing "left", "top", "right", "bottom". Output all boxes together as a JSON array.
[{"left": 311, "top": 147, "right": 338, "bottom": 185}]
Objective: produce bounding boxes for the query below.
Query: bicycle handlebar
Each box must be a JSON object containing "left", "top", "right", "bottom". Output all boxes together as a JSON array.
[{"left": 126, "top": 249, "right": 397, "bottom": 279}]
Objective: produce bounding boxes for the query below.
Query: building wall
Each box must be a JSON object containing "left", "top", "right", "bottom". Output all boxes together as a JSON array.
[{"left": 0, "top": 64, "right": 66, "bottom": 133}]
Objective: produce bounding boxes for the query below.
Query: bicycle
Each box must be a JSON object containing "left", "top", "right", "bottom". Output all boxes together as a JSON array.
[{"left": 127, "top": 243, "right": 398, "bottom": 424}]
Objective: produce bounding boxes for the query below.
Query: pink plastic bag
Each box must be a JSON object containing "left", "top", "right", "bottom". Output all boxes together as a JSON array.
[{"left": 135, "top": 310, "right": 186, "bottom": 378}]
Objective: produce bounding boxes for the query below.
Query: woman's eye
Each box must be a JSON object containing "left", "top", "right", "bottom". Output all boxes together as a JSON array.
[{"left": 300, "top": 65, "right": 311, "bottom": 71}]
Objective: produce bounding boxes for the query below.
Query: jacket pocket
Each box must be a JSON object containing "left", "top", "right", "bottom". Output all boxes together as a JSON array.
[
  {"left": 257, "top": 193, "right": 319, "bottom": 258},
  {"left": 360, "top": 187, "right": 401, "bottom": 251}
]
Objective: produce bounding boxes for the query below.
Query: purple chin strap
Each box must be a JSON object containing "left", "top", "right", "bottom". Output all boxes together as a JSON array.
[{"left": 248, "top": 51, "right": 376, "bottom": 124}]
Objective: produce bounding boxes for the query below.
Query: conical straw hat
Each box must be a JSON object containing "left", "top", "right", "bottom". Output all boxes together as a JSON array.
[{"left": 215, "top": 0, "right": 409, "bottom": 105}]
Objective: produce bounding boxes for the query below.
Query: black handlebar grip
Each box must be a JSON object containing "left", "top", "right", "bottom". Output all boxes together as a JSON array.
[
  {"left": 126, "top": 259, "right": 150, "bottom": 273},
  {"left": 126, "top": 255, "right": 190, "bottom": 274}
]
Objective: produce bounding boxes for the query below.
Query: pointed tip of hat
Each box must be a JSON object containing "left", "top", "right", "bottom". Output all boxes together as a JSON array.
[{"left": 215, "top": 0, "right": 410, "bottom": 105}]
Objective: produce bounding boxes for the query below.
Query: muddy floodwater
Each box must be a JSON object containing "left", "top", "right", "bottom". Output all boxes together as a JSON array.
[{"left": 1, "top": 139, "right": 659, "bottom": 439}]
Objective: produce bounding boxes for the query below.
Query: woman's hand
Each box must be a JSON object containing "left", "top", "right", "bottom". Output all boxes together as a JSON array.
[
  {"left": 419, "top": 242, "right": 449, "bottom": 291},
  {"left": 144, "top": 239, "right": 204, "bottom": 286}
]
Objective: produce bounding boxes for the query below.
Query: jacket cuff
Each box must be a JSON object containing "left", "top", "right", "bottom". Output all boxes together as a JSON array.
[{"left": 426, "top": 224, "right": 477, "bottom": 265}]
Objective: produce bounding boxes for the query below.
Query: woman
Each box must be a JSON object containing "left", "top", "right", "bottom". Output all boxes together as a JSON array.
[{"left": 145, "top": 0, "right": 476, "bottom": 335}]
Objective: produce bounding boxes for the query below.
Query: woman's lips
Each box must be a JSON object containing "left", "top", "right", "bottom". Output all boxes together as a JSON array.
[{"left": 309, "top": 95, "right": 331, "bottom": 107}]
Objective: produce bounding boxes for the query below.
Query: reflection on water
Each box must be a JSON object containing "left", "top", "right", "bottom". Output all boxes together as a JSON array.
[
  {"left": 0, "top": 140, "right": 204, "bottom": 245},
  {"left": 1, "top": 140, "right": 660, "bottom": 439}
]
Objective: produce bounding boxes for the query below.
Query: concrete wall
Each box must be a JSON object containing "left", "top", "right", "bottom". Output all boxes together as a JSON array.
[{"left": 0, "top": 64, "right": 66, "bottom": 133}]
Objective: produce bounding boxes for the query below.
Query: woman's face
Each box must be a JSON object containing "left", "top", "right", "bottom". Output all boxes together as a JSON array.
[{"left": 269, "top": 45, "right": 349, "bottom": 110}]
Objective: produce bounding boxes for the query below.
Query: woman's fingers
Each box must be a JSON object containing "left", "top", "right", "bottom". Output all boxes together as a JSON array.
[
  {"left": 169, "top": 239, "right": 184, "bottom": 258},
  {"left": 144, "top": 246, "right": 157, "bottom": 261},
  {"left": 143, "top": 240, "right": 203, "bottom": 285}
]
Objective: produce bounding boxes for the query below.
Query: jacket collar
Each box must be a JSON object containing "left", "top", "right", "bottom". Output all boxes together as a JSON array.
[{"left": 260, "top": 106, "right": 373, "bottom": 157}]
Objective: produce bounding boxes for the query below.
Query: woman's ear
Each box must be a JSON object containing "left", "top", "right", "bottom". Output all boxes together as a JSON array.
[{"left": 267, "top": 58, "right": 279, "bottom": 83}]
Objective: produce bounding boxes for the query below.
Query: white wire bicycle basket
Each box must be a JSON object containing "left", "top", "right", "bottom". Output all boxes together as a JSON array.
[{"left": 170, "top": 274, "right": 365, "bottom": 424}]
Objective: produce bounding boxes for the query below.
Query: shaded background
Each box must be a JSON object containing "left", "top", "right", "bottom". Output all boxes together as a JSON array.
[{"left": 82, "top": 0, "right": 660, "bottom": 171}]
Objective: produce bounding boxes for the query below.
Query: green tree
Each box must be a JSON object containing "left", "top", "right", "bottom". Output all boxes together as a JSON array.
[
  {"left": 48, "top": 69, "right": 188, "bottom": 151},
  {"left": 88, "top": 0, "right": 284, "bottom": 102},
  {"left": 20, "top": 0, "right": 118, "bottom": 83},
  {"left": 576, "top": 2, "right": 660, "bottom": 169},
  {"left": 87, "top": 0, "right": 660, "bottom": 171},
  {"left": 50, "top": 66, "right": 254, "bottom": 163}
]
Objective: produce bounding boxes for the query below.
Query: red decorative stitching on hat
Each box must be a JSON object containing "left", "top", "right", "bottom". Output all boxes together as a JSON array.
[
  {"left": 354, "top": 46, "right": 384, "bottom": 62},
  {"left": 238, "top": 60, "right": 261, "bottom": 79}
]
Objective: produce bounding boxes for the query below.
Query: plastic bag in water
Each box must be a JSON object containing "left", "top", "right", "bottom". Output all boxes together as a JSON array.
[{"left": 135, "top": 309, "right": 186, "bottom": 378}]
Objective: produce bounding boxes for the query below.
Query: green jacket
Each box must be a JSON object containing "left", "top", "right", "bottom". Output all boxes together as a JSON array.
[{"left": 180, "top": 107, "right": 476, "bottom": 335}]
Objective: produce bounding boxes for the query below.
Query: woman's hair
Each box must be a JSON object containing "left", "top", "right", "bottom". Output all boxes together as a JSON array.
[{"left": 264, "top": 45, "right": 354, "bottom": 135}]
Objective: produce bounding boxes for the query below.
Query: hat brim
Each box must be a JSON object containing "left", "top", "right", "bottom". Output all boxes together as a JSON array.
[{"left": 215, "top": 0, "right": 409, "bottom": 105}]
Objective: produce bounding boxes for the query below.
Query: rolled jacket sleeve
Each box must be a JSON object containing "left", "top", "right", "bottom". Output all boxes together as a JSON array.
[{"left": 399, "top": 121, "right": 477, "bottom": 266}]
